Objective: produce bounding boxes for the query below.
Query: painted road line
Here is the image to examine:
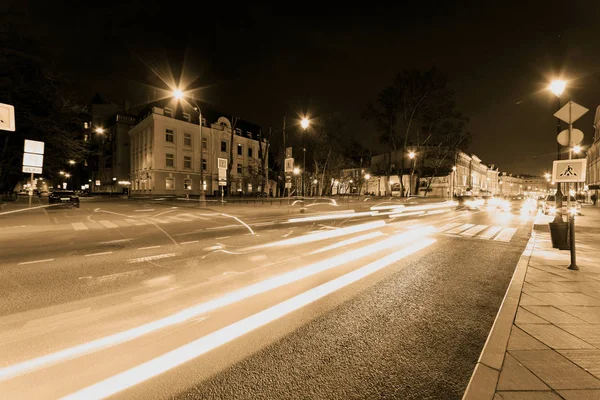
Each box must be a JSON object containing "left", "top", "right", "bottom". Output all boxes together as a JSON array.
[
  {"left": 460, "top": 224, "right": 488, "bottom": 237},
  {"left": 84, "top": 252, "right": 113, "bottom": 257},
  {"left": 446, "top": 223, "right": 475, "bottom": 234},
  {"left": 494, "top": 227, "right": 518, "bottom": 242},
  {"left": 146, "top": 217, "right": 171, "bottom": 224},
  {"left": 18, "top": 259, "right": 54, "bottom": 266},
  {"left": 98, "top": 220, "right": 119, "bottom": 229},
  {"left": 215, "top": 236, "right": 230, "bottom": 240},
  {"left": 100, "top": 238, "right": 133, "bottom": 244},
  {"left": 206, "top": 225, "right": 238, "bottom": 230},
  {"left": 438, "top": 222, "right": 462, "bottom": 232},
  {"left": 180, "top": 240, "right": 199, "bottom": 245},
  {"left": 478, "top": 226, "right": 503, "bottom": 240},
  {"left": 72, "top": 222, "right": 89, "bottom": 231},
  {"left": 133, "top": 209, "right": 155, "bottom": 212},
  {"left": 127, "top": 253, "right": 177, "bottom": 263},
  {"left": 138, "top": 246, "right": 161, "bottom": 250},
  {"left": 124, "top": 219, "right": 146, "bottom": 226}
]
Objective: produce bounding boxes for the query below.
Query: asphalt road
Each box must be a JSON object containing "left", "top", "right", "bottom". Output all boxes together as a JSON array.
[{"left": 0, "top": 197, "right": 534, "bottom": 399}]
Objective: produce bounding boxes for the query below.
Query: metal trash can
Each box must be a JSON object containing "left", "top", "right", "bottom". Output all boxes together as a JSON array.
[{"left": 549, "top": 221, "right": 569, "bottom": 250}]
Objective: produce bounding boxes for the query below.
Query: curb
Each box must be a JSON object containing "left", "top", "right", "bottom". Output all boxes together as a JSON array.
[{"left": 462, "top": 230, "right": 537, "bottom": 400}]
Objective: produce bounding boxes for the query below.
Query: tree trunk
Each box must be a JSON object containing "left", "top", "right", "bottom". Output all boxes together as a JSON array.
[{"left": 227, "top": 117, "right": 238, "bottom": 195}]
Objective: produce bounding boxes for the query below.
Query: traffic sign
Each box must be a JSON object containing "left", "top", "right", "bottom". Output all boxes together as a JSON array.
[
  {"left": 23, "top": 139, "right": 44, "bottom": 175},
  {"left": 286, "top": 147, "right": 292, "bottom": 158},
  {"left": 217, "top": 158, "right": 227, "bottom": 170},
  {"left": 218, "top": 168, "right": 227, "bottom": 181},
  {"left": 218, "top": 181, "right": 227, "bottom": 186},
  {"left": 22, "top": 165, "right": 42, "bottom": 174},
  {"left": 554, "top": 101, "right": 588, "bottom": 124},
  {"left": 0, "top": 103, "right": 15, "bottom": 131},
  {"left": 557, "top": 129, "right": 584, "bottom": 147},
  {"left": 552, "top": 159, "right": 587, "bottom": 183},
  {"left": 285, "top": 182, "right": 292, "bottom": 189},
  {"left": 285, "top": 158, "right": 294, "bottom": 172}
]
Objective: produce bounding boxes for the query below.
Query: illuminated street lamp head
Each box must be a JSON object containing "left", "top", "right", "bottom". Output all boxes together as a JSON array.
[
  {"left": 65, "top": 173, "right": 71, "bottom": 178},
  {"left": 408, "top": 151, "right": 415, "bottom": 159},
  {"left": 68, "top": 160, "right": 76, "bottom": 165},
  {"left": 95, "top": 127, "right": 104, "bottom": 134},
  {"left": 59, "top": 171, "right": 65, "bottom": 175},
  {"left": 301, "top": 118, "right": 309, "bottom": 130},
  {"left": 544, "top": 173, "right": 551, "bottom": 179},
  {"left": 549, "top": 80, "right": 566, "bottom": 97},
  {"left": 313, "top": 179, "right": 318, "bottom": 184},
  {"left": 173, "top": 89, "right": 184, "bottom": 99},
  {"left": 452, "top": 166, "right": 457, "bottom": 171},
  {"left": 293, "top": 167, "right": 300, "bottom": 175},
  {"left": 365, "top": 173, "right": 371, "bottom": 180},
  {"left": 573, "top": 145, "right": 582, "bottom": 154}
]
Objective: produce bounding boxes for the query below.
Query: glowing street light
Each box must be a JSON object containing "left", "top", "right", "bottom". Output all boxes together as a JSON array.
[
  {"left": 68, "top": 160, "right": 76, "bottom": 165},
  {"left": 573, "top": 145, "right": 582, "bottom": 154},
  {"left": 408, "top": 151, "right": 415, "bottom": 159},
  {"left": 59, "top": 171, "right": 65, "bottom": 176},
  {"left": 549, "top": 80, "right": 566, "bottom": 97},
  {"left": 173, "top": 89, "right": 184, "bottom": 99},
  {"left": 365, "top": 173, "right": 371, "bottom": 180},
  {"left": 293, "top": 167, "right": 300, "bottom": 175},
  {"left": 95, "top": 127, "right": 105, "bottom": 134},
  {"left": 301, "top": 118, "right": 309, "bottom": 130},
  {"left": 544, "top": 173, "right": 551, "bottom": 179}
]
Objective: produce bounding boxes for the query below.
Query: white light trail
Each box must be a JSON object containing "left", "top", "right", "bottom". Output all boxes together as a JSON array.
[
  {"left": 60, "top": 238, "right": 436, "bottom": 400},
  {"left": 310, "top": 231, "right": 384, "bottom": 254},
  {"left": 0, "top": 226, "right": 434, "bottom": 382}
]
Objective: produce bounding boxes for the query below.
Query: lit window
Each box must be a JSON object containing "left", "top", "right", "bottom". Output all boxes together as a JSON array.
[
  {"left": 84, "top": 122, "right": 89, "bottom": 129},
  {"left": 164, "top": 107, "right": 173, "bottom": 117},
  {"left": 165, "top": 129, "right": 174, "bottom": 143},
  {"left": 184, "top": 133, "right": 192, "bottom": 147},
  {"left": 184, "top": 179, "right": 192, "bottom": 190},
  {"left": 184, "top": 155, "right": 192, "bottom": 169},
  {"left": 202, "top": 158, "right": 207, "bottom": 171},
  {"left": 166, "top": 177, "right": 175, "bottom": 190},
  {"left": 166, "top": 153, "right": 174, "bottom": 167},
  {"left": 202, "top": 137, "right": 207, "bottom": 150},
  {"left": 182, "top": 112, "right": 190, "bottom": 122},
  {"left": 237, "top": 144, "right": 243, "bottom": 156},
  {"left": 221, "top": 141, "right": 227, "bottom": 152},
  {"left": 248, "top": 147, "right": 253, "bottom": 158},
  {"left": 237, "top": 164, "right": 242, "bottom": 174}
]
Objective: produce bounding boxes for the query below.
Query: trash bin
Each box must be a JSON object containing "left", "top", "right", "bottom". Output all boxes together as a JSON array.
[{"left": 549, "top": 220, "right": 569, "bottom": 250}]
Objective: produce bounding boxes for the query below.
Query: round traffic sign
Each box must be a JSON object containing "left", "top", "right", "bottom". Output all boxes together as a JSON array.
[{"left": 557, "top": 129, "right": 584, "bottom": 147}]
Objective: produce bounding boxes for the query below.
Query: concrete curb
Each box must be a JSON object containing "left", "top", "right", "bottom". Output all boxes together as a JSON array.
[{"left": 462, "top": 230, "right": 537, "bottom": 400}]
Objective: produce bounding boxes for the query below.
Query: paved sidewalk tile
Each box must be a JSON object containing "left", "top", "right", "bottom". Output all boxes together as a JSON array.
[
  {"left": 553, "top": 306, "right": 600, "bottom": 324},
  {"left": 507, "top": 326, "right": 549, "bottom": 351},
  {"left": 515, "top": 307, "right": 550, "bottom": 324},
  {"left": 557, "top": 389, "right": 600, "bottom": 400},
  {"left": 496, "top": 391, "right": 562, "bottom": 399},
  {"left": 497, "top": 353, "right": 549, "bottom": 391},
  {"left": 522, "top": 305, "right": 589, "bottom": 324},
  {"left": 557, "top": 349, "right": 600, "bottom": 380},
  {"left": 554, "top": 324, "right": 600, "bottom": 348},
  {"left": 516, "top": 324, "right": 595, "bottom": 349}
]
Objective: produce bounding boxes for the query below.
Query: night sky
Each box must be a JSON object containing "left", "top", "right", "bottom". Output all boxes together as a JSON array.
[{"left": 6, "top": 1, "right": 600, "bottom": 175}]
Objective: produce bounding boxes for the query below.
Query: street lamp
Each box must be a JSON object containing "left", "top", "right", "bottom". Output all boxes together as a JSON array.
[
  {"left": 293, "top": 167, "right": 300, "bottom": 175},
  {"left": 408, "top": 151, "right": 415, "bottom": 159},
  {"left": 300, "top": 117, "right": 310, "bottom": 197},
  {"left": 59, "top": 171, "right": 65, "bottom": 176},
  {"left": 173, "top": 89, "right": 206, "bottom": 206},
  {"left": 549, "top": 79, "right": 566, "bottom": 223},
  {"left": 573, "top": 145, "right": 582, "bottom": 154},
  {"left": 95, "top": 127, "right": 104, "bottom": 134},
  {"left": 68, "top": 160, "right": 76, "bottom": 165}
]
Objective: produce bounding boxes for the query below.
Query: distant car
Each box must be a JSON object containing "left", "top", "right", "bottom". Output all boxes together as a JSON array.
[
  {"left": 38, "top": 190, "right": 50, "bottom": 197},
  {"left": 49, "top": 190, "right": 80, "bottom": 208},
  {"left": 542, "top": 194, "right": 581, "bottom": 216}
]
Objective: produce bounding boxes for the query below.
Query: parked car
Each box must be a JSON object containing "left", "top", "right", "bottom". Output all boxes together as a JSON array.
[
  {"left": 38, "top": 190, "right": 50, "bottom": 197},
  {"left": 542, "top": 194, "right": 581, "bottom": 216},
  {"left": 49, "top": 190, "right": 80, "bottom": 208}
]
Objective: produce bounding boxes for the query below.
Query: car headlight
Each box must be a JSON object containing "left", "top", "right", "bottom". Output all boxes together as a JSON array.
[
  {"left": 568, "top": 207, "right": 577, "bottom": 215},
  {"left": 549, "top": 206, "right": 556, "bottom": 214}
]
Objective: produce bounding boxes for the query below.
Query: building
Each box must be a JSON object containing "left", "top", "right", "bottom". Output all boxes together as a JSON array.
[
  {"left": 128, "top": 102, "right": 267, "bottom": 197},
  {"left": 498, "top": 173, "right": 524, "bottom": 196},
  {"left": 586, "top": 105, "right": 600, "bottom": 196}
]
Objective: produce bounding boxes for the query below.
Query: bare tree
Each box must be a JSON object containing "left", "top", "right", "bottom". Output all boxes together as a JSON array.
[{"left": 226, "top": 116, "right": 239, "bottom": 195}]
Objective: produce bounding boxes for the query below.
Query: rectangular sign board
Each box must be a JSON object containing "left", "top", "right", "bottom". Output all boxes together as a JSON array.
[
  {"left": 22, "top": 165, "right": 42, "bottom": 174},
  {"left": 23, "top": 153, "right": 44, "bottom": 167},
  {"left": 217, "top": 158, "right": 227, "bottom": 170},
  {"left": 285, "top": 147, "right": 292, "bottom": 158},
  {"left": 218, "top": 181, "right": 227, "bottom": 186},
  {"left": 284, "top": 158, "right": 294, "bottom": 172},
  {"left": 552, "top": 159, "right": 587, "bottom": 183},
  {"left": 0, "top": 103, "right": 16, "bottom": 132},
  {"left": 285, "top": 182, "right": 292, "bottom": 189},
  {"left": 218, "top": 168, "right": 227, "bottom": 181},
  {"left": 24, "top": 139, "right": 45, "bottom": 154}
]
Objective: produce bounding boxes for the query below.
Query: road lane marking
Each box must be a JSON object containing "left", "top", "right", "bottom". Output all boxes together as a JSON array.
[
  {"left": 494, "top": 227, "right": 517, "bottom": 242},
  {"left": 138, "top": 246, "right": 161, "bottom": 250},
  {"left": 310, "top": 231, "right": 385, "bottom": 254},
  {"left": 133, "top": 209, "right": 154, "bottom": 212},
  {"left": 99, "top": 238, "right": 133, "bottom": 244},
  {"left": 18, "top": 259, "right": 54, "bottom": 265},
  {"left": 72, "top": 222, "right": 89, "bottom": 231},
  {"left": 478, "top": 226, "right": 502, "bottom": 240},
  {"left": 215, "top": 236, "right": 230, "bottom": 240},
  {"left": 127, "top": 253, "right": 177, "bottom": 263},
  {"left": 98, "top": 220, "right": 119, "bottom": 229},
  {"left": 124, "top": 218, "right": 146, "bottom": 226},
  {"left": 460, "top": 224, "right": 488, "bottom": 237},
  {"left": 206, "top": 225, "right": 238, "bottom": 230},
  {"left": 446, "top": 223, "right": 474, "bottom": 234},
  {"left": 180, "top": 240, "right": 199, "bottom": 245},
  {"left": 84, "top": 252, "right": 113, "bottom": 257},
  {"left": 59, "top": 238, "right": 436, "bottom": 400},
  {"left": 438, "top": 222, "right": 462, "bottom": 232}
]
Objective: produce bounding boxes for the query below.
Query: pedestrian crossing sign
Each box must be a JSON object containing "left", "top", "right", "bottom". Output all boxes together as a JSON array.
[{"left": 552, "top": 159, "right": 587, "bottom": 183}]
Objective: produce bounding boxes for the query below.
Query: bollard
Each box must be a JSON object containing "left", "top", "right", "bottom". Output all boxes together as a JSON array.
[{"left": 567, "top": 214, "right": 578, "bottom": 270}]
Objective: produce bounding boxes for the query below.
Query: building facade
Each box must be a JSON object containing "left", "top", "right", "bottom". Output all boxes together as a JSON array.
[
  {"left": 586, "top": 105, "right": 600, "bottom": 195},
  {"left": 129, "top": 105, "right": 267, "bottom": 197}
]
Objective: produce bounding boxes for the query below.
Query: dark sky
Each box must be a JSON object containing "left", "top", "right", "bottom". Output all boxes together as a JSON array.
[{"left": 6, "top": 1, "right": 600, "bottom": 175}]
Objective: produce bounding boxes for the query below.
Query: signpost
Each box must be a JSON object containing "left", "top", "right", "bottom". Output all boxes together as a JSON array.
[
  {"left": 0, "top": 103, "right": 16, "bottom": 132},
  {"left": 284, "top": 157, "right": 294, "bottom": 203},
  {"left": 23, "top": 139, "right": 44, "bottom": 208},
  {"left": 217, "top": 158, "right": 227, "bottom": 204}
]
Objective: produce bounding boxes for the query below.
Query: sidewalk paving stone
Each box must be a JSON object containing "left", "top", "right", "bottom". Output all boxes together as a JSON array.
[
  {"left": 515, "top": 307, "right": 550, "bottom": 324},
  {"left": 556, "top": 349, "right": 600, "bottom": 380},
  {"left": 496, "top": 391, "right": 562, "bottom": 399},
  {"left": 507, "top": 326, "right": 549, "bottom": 351},
  {"left": 553, "top": 306, "right": 600, "bottom": 324},
  {"left": 497, "top": 353, "right": 550, "bottom": 391},
  {"left": 522, "top": 305, "right": 590, "bottom": 324},
  {"left": 556, "top": 389, "right": 600, "bottom": 400},
  {"left": 516, "top": 324, "right": 596, "bottom": 349}
]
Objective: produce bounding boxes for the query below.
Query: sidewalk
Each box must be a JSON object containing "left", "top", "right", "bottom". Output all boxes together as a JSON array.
[{"left": 464, "top": 205, "right": 600, "bottom": 400}]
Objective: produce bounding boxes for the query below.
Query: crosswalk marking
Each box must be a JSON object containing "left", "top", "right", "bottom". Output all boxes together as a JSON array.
[
  {"left": 72, "top": 222, "right": 89, "bottom": 231},
  {"left": 494, "top": 227, "right": 517, "bottom": 242},
  {"left": 98, "top": 220, "right": 119, "bottom": 229},
  {"left": 460, "top": 224, "right": 488, "bottom": 237},
  {"left": 146, "top": 217, "right": 171, "bottom": 224},
  {"left": 446, "top": 223, "right": 474, "bottom": 234},
  {"left": 479, "top": 226, "right": 502, "bottom": 240},
  {"left": 438, "top": 222, "right": 462, "bottom": 232},
  {"left": 124, "top": 218, "right": 147, "bottom": 226}
]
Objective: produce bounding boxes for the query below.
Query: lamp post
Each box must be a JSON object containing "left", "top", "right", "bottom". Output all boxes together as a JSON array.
[
  {"left": 301, "top": 118, "right": 309, "bottom": 197},
  {"left": 451, "top": 166, "right": 457, "bottom": 198},
  {"left": 174, "top": 90, "right": 206, "bottom": 206},
  {"left": 293, "top": 167, "right": 300, "bottom": 196},
  {"left": 549, "top": 79, "right": 566, "bottom": 222}
]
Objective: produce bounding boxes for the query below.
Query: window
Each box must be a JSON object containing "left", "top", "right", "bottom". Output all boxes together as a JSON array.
[
  {"left": 235, "top": 128, "right": 242, "bottom": 136},
  {"left": 237, "top": 164, "right": 242, "bottom": 174},
  {"left": 182, "top": 112, "right": 190, "bottom": 122},
  {"left": 184, "top": 155, "right": 192, "bottom": 169},
  {"left": 202, "top": 158, "right": 207, "bottom": 171},
  {"left": 165, "top": 129, "right": 174, "bottom": 143},
  {"left": 184, "top": 179, "right": 192, "bottom": 190},
  {"left": 248, "top": 165, "right": 253, "bottom": 175},
  {"left": 248, "top": 147, "right": 253, "bottom": 158},
  {"left": 237, "top": 144, "right": 243, "bottom": 156},
  {"left": 201, "top": 117, "right": 207, "bottom": 126},
  {"left": 166, "top": 177, "right": 175, "bottom": 190},
  {"left": 202, "top": 137, "right": 207, "bottom": 150},
  {"left": 184, "top": 133, "right": 192, "bottom": 147},
  {"left": 166, "top": 153, "right": 174, "bottom": 167},
  {"left": 221, "top": 141, "right": 227, "bottom": 152},
  {"left": 164, "top": 107, "right": 173, "bottom": 117}
]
